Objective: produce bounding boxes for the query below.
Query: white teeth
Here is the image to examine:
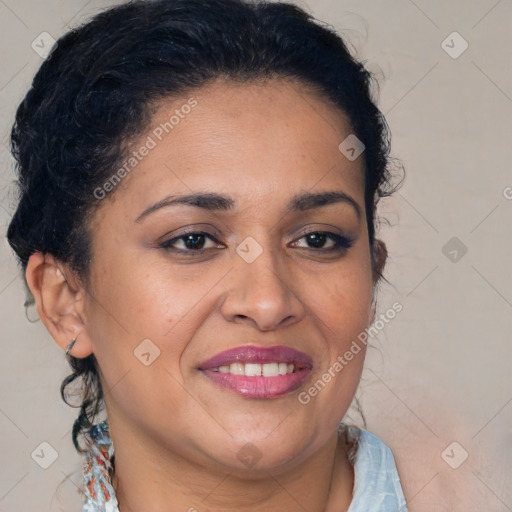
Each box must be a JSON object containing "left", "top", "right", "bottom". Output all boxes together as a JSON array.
[
  {"left": 262, "top": 362, "right": 279, "bottom": 377},
  {"left": 245, "top": 363, "right": 262, "bottom": 376},
  {"left": 214, "top": 362, "right": 296, "bottom": 376},
  {"left": 230, "top": 362, "right": 244, "bottom": 375}
]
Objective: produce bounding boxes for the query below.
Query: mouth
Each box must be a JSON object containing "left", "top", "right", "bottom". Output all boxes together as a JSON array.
[{"left": 198, "top": 345, "right": 313, "bottom": 399}]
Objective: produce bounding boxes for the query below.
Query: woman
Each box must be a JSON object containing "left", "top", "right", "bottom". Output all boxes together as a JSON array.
[{"left": 6, "top": 0, "right": 407, "bottom": 510}]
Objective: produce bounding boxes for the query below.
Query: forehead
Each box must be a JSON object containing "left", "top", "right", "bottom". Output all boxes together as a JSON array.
[{"left": 94, "top": 78, "right": 366, "bottom": 220}]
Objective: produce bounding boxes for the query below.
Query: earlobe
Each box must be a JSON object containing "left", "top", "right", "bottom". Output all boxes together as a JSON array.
[{"left": 25, "top": 252, "right": 94, "bottom": 358}]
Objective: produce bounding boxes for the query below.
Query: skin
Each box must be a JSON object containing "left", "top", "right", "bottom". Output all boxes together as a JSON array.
[{"left": 26, "top": 78, "right": 386, "bottom": 512}]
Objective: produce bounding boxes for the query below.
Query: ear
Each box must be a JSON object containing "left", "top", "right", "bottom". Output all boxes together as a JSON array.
[
  {"left": 372, "top": 238, "right": 387, "bottom": 284},
  {"left": 25, "top": 252, "right": 94, "bottom": 358},
  {"left": 368, "top": 239, "right": 388, "bottom": 324}
]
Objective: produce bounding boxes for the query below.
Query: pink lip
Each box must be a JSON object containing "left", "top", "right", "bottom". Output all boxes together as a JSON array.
[{"left": 198, "top": 345, "right": 313, "bottom": 399}]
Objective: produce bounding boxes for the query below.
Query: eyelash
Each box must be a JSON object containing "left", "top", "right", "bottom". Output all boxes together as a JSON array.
[{"left": 159, "top": 230, "right": 354, "bottom": 255}]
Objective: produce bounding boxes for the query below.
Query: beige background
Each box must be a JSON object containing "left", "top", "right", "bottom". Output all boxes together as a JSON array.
[{"left": 1, "top": 0, "right": 511, "bottom": 510}]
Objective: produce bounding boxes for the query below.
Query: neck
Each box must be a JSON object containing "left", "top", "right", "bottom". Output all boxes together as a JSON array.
[{"left": 108, "top": 419, "right": 354, "bottom": 512}]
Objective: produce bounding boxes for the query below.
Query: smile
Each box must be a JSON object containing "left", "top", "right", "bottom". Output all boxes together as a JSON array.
[{"left": 199, "top": 345, "right": 313, "bottom": 399}]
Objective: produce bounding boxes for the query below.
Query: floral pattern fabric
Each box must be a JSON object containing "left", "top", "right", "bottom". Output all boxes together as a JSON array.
[{"left": 82, "top": 420, "right": 119, "bottom": 512}]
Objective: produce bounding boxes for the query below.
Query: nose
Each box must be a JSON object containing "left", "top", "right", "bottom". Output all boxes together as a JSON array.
[{"left": 220, "top": 240, "right": 306, "bottom": 331}]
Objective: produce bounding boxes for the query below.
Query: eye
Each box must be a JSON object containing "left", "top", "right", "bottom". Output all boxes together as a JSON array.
[
  {"left": 160, "top": 231, "right": 223, "bottom": 253},
  {"left": 293, "top": 231, "right": 353, "bottom": 251},
  {"left": 159, "top": 229, "right": 353, "bottom": 256}
]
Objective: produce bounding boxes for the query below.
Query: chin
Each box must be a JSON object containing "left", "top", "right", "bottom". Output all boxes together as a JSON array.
[{"left": 198, "top": 426, "right": 319, "bottom": 475}]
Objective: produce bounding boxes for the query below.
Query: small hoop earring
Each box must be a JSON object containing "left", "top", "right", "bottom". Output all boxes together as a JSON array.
[{"left": 65, "top": 337, "right": 77, "bottom": 356}]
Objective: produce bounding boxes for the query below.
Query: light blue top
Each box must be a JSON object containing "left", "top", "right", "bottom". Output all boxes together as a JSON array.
[
  {"left": 81, "top": 420, "right": 408, "bottom": 511},
  {"left": 346, "top": 426, "right": 408, "bottom": 511}
]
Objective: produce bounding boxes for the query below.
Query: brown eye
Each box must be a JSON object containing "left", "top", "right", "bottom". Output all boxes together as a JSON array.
[
  {"left": 160, "top": 232, "right": 222, "bottom": 253},
  {"left": 294, "top": 232, "right": 353, "bottom": 251}
]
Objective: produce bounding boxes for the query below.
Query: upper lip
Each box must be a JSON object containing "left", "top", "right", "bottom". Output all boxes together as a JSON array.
[{"left": 199, "top": 345, "right": 313, "bottom": 371}]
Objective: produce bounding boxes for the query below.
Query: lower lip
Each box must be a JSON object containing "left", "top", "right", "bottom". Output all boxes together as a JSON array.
[{"left": 201, "top": 369, "right": 311, "bottom": 398}]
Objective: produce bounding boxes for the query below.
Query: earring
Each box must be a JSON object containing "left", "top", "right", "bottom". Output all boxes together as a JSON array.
[{"left": 65, "top": 337, "right": 77, "bottom": 356}]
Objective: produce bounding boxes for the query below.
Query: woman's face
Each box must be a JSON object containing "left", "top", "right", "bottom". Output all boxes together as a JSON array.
[{"left": 83, "top": 79, "right": 378, "bottom": 472}]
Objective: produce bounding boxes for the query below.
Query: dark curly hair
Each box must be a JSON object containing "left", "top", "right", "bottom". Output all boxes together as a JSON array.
[{"left": 6, "top": 0, "right": 400, "bottom": 459}]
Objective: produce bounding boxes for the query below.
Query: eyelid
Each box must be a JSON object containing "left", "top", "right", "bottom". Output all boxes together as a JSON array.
[
  {"left": 290, "top": 224, "right": 353, "bottom": 241},
  {"left": 158, "top": 224, "right": 222, "bottom": 242}
]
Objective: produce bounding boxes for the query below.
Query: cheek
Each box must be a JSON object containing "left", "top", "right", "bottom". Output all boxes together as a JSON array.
[
  {"left": 85, "top": 259, "right": 201, "bottom": 420},
  {"left": 306, "top": 263, "right": 373, "bottom": 345},
  {"left": 89, "top": 252, "right": 196, "bottom": 333},
  {"left": 86, "top": 253, "right": 224, "bottom": 375}
]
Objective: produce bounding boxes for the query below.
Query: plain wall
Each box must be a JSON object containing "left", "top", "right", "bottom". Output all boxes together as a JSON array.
[{"left": 0, "top": 1, "right": 511, "bottom": 510}]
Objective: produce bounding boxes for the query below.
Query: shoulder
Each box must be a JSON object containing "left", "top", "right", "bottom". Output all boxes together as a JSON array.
[{"left": 343, "top": 425, "right": 409, "bottom": 512}]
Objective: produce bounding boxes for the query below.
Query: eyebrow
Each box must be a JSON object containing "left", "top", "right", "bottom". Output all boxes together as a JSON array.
[{"left": 134, "top": 190, "right": 361, "bottom": 223}]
